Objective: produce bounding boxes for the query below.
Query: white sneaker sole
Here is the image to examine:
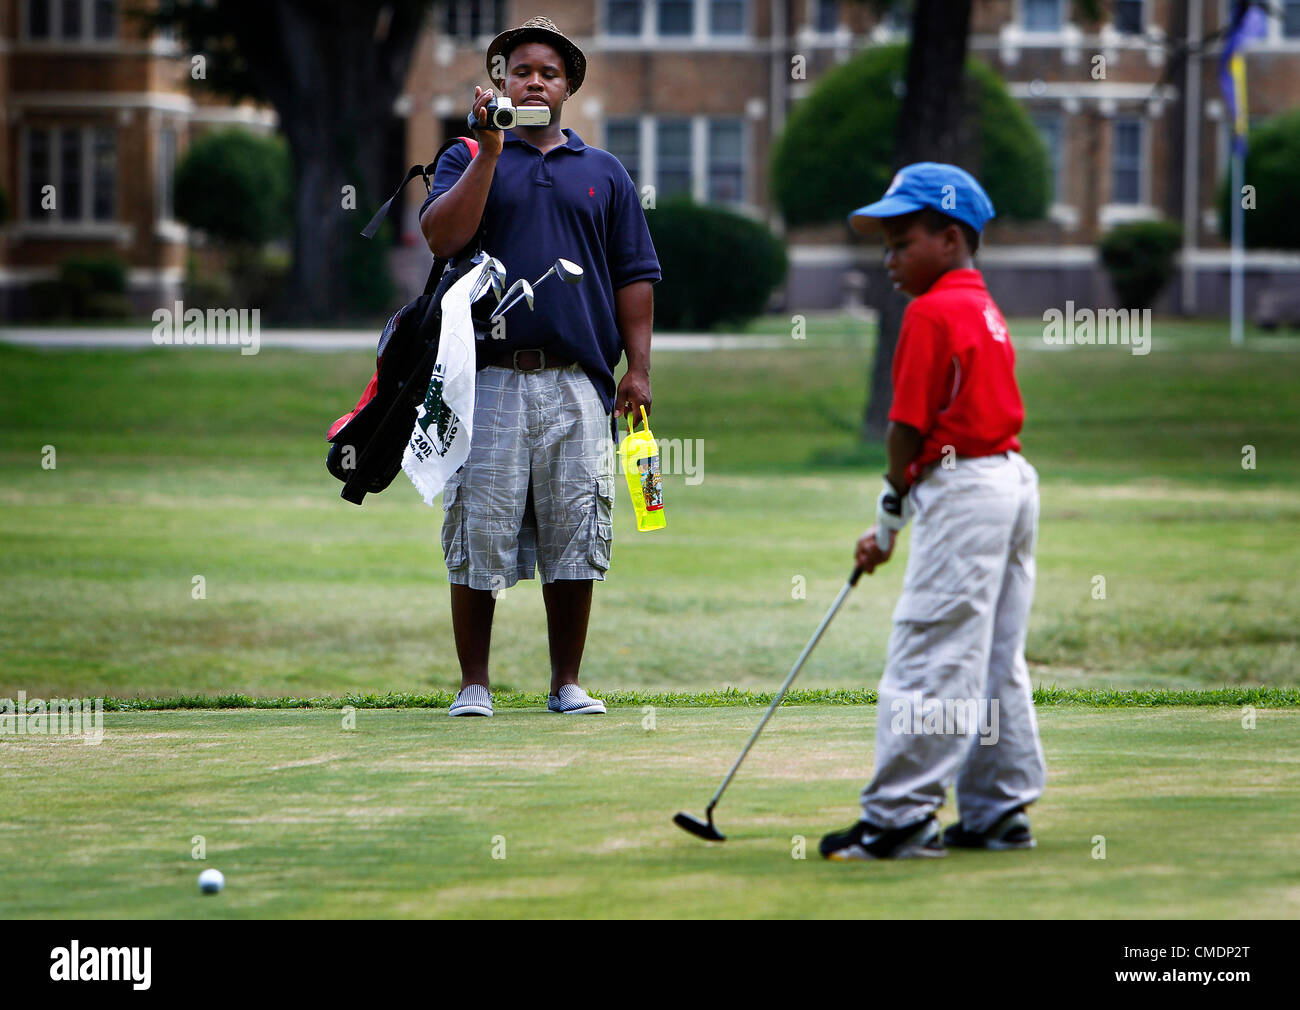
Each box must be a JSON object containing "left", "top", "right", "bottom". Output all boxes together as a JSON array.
[
  {"left": 449, "top": 705, "right": 493, "bottom": 717},
  {"left": 547, "top": 702, "right": 607, "bottom": 714}
]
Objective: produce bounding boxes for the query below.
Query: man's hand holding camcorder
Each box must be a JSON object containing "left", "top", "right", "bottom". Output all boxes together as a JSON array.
[{"left": 469, "top": 86, "right": 504, "bottom": 159}]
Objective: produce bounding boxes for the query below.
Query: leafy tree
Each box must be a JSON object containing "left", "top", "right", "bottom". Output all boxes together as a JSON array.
[
  {"left": 145, "top": 1, "right": 431, "bottom": 321},
  {"left": 772, "top": 45, "right": 1049, "bottom": 229}
]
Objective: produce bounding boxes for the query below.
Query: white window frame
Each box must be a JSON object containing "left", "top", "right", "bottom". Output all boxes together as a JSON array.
[
  {"left": 604, "top": 116, "right": 644, "bottom": 189},
  {"left": 21, "top": 0, "right": 118, "bottom": 45},
  {"left": 1112, "top": 0, "right": 1144, "bottom": 35},
  {"left": 1019, "top": 0, "right": 1064, "bottom": 34},
  {"left": 627, "top": 114, "right": 750, "bottom": 211},
  {"left": 19, "top": 125, "right": 121, "bottom": 233},
  {"left": 441, "top": 0, "right": 505, "bottom": 42},
  {"left": 1100, "top": 114, "right": 1158, "bottom": 226},
  {"left": 598, "top": 0, "right": 753, "bottom": 47},
  {"left": 705, "top": 116, "right": 746, "bottom": 207}
]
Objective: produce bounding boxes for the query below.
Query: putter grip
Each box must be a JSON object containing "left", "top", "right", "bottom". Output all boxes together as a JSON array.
[{"left": 849, "top": 565, "right": 865, "bottom": 586}]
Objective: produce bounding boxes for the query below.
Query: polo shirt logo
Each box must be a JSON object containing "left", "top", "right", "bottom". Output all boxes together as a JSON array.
[
  {"left": 589, "top": 186, "right": 595, "bottom": 197},
  {"left": 984, "top": 304, "right": 1008, "bottom": 343}
]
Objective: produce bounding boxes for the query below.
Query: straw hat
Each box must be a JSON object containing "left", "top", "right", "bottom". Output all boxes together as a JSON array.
[{"left": 486, "top": 15, "right": 587, "bottom": 95}]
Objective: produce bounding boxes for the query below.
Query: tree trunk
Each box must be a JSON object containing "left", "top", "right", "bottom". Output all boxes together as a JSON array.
[
  {"left": 240, "top": 2, "right": 424, "bottom": 321},
  {"left": 862, "top": 0, "right": 974, "bottom": 439}
]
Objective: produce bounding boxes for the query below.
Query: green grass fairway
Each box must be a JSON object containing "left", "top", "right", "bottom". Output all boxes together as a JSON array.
[
  {"left": 1, "top": 320, "right": 1298, "bottom": 699},
  {"left": 3, "top": 706, "right": 1297, "bottom": 919}
]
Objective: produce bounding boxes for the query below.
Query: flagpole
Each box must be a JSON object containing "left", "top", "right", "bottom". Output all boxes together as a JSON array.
[{"left": 1230, "top": 146, "right": 1244, "bottom": 347}]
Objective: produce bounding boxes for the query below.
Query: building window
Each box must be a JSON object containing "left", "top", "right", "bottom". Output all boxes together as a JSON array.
[
  {"left": 656, "top": 119, "right": 693, "bottom": 199},
  {"left": 707, "top": 119, "right": 744, "bottom": 205},
  {"left": 92, "top": 127, "right": 116, "bottom": 220},
  {"left": 61, "top": 0, "right": 82, "bottom": 39},
  {"left": 24, "top": 126, "right": 117, "bottom": 222},
  {"left": 1030, "top": 111, "right": 1063, "bottom": 203},
  {"left": 93, "top": 0, "right": 115, "bottom": 39},
  {"left": 157, "top": 128, "right": 177, "bottom": 221},
  {"left": 710, "top": 0, "right": 745, "bottom": 34},
  {"left": 28, "top": 0, "right": 50, "bottom": 38},
  {"left": 607, "top": 0, "right": 644, "bottom": 35},
  {"left": 814, "top": 0, "right": 839, "bottom": 33},
  {"left": 25, "top": 0, "right": 118, "bottom": 41},
  {"left": 658, "top": 0, "right": 694, "bottom": 35},
  {"left": 1115, "top": 0, "right": 1142, "bottom": 33},
  {"left": 1021, "top": 0, "right": 1062, "bottom": 32},
  {"left": 443, "top": 0, "right": 504, "bottom": 38},
  {"left": 26, "top": 130, "right": 51, "bottom": 217},
  {"left": 1285, "top": 0, "right": 1300, "bottom": 38},
  {"left": 59, "top": 127, "right": 84, "bottom": 220},
  {"left": 1111, "top": 118, "right": 1142, "bottom": 205},
  {"left": 606, "top": 119, "right": 641, "bottom": 189}
]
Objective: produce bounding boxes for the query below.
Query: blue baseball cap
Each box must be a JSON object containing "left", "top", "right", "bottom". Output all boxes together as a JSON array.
[{"left": 848, "top": 162, "right": 996, "bottom": 236}]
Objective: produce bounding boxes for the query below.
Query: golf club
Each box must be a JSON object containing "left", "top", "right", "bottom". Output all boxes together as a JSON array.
[
  {"left": 674, "top": 565, "right": 865, "bottom": 842},
  {"left": 489, "top": 258, "right": 584, "bottom": 320},
  {"left": 489, "top": 278, "right": 534, "bottom": 321}
]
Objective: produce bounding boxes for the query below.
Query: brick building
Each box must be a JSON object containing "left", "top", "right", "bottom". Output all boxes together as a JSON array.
[
  {"left": 0, "top": 0, "right": 274, "bottom": 317},
  {"left": 402, "top": 0, "right": 1300, "bottom": 314},
  {"left": 3, "top": 0, "right": 1298, "bottom": 319}
]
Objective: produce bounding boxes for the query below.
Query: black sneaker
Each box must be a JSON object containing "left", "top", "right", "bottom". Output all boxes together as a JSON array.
[
  {"left": 819, "top": 815, "right": 946, "bottom": 860},
  {"left": 942, "top": 808, "right": 1036, "bottom": 850}
]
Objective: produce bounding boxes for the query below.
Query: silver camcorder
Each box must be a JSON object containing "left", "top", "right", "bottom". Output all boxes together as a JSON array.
[{"left": 467, "top": 96, "right": 551, "bottom": 132}]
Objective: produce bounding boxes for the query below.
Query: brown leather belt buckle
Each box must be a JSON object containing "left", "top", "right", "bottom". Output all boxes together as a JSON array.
[{"left": 512, "top": 349, "right": 545, "bottom": 372}]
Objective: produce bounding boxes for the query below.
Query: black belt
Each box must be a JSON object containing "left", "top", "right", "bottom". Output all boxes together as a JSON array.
[{"left": 476, "top": 347, "right": 575, "bottom": 372}]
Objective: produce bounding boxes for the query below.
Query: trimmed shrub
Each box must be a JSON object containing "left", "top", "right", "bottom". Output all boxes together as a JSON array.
[
  {"left": 1217, "top": 107, "right": 1300, "bottom": 250},
  {"left": 28, "top": 255, "right": 131, "bottom": 319},
  {"left": 645, "top": 199, "right": 788, "bottom": 331},
  {"left": 1098, "top": 219, "right": 1184, "bottom": 309},
  {"left": 174, "top": 129, "right": 291, "bottom": 246},
  {"left": 772, "top": 45, "right": 1050, "bottom": 228}
]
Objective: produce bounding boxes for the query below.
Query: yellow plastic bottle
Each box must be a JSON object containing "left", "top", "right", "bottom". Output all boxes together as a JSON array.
[{"left": 619, "top": 406, "right": 666, "bottom": 532}]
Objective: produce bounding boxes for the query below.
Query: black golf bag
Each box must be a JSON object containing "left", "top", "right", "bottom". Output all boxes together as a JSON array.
[{"left": 326, "top": 136, "right": 487, "bottom": 505}]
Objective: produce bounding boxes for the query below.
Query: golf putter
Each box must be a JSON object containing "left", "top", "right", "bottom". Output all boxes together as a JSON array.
[{"left": 674, "top": 565, "right": 865, "bottom": 842}]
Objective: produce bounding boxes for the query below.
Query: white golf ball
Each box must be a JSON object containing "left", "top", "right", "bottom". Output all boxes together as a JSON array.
[{"left": 197, "top": 868, "right": 225, "bottom": 894}]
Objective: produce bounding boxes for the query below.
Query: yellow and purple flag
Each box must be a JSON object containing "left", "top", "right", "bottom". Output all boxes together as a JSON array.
[{"left": 1219, "top": 0, "right": 1270, "bottom": 155}]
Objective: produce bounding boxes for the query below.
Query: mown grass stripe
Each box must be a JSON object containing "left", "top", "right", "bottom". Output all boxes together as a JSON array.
[{"left": 92, "top": 686, "right": 1300, "bottom": 711}]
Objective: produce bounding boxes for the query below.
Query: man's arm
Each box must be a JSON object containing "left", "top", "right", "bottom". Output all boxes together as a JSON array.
[
  {"left": 420, "top": 87, "right": 503, "bottom": 259},
  {"left": 612, "top": 280, "right": 653, "bottom": 420}
]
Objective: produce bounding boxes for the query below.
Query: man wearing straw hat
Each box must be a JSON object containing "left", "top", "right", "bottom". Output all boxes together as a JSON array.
[{"left": 420, "top": 16, "right": 661, "bottom": 717}]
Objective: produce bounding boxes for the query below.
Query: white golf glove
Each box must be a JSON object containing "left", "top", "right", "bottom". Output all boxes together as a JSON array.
[{"left": 874, "top": 476, "right": 915, "bottom": 553}]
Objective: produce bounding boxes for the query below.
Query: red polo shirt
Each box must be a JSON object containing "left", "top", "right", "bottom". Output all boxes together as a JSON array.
[{"left": 889, "top": 269, "right": 1023, "bottom": 485}]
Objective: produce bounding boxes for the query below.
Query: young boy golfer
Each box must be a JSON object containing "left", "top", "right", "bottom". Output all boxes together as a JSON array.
[{"left": 819, "top": 163, "right": 1047, "bottom": 860}]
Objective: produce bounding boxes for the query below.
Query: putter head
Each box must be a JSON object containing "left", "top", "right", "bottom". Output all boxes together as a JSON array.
[
  {"left": 674, "top": 811, "right": 725, "bottom": 842},
  {"left": 556, "top": 258, "right": 583, "bottom": 283}
]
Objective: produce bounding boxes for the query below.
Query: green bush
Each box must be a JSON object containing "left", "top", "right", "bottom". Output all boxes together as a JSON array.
[
  {"left": 645, "top": 199, "right": 787, "bottom": 330},
  {"left": 772, "top": 45, "right": 1050, "bottom": 228},
  {"left": 1098, "top": 219, "right": 1183, "bottom": 309},
  {"left": 1217, "top": 107, "right": 1300, "bottom": 250},
  {"left": 28, "top": 255, "right": 132, "bottom": 320},
  {"left": 174, "top": 129, "right": 291, "bottom": 246}
]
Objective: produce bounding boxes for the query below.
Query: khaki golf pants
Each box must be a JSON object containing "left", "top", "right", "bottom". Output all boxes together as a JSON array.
[{"left": 860, "top": 451, "right": 1047, "bottom": 833}]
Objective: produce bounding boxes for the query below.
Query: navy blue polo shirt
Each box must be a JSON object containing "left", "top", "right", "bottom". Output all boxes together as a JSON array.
[{"left": 420, "top": 128, "right": 661, "bottom": 413}]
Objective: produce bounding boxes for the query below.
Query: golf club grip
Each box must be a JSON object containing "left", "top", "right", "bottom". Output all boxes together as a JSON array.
[
  {"left": 707, "top": 573, "right": 860, "bottom": 808},
  {"left": 849, "top": 565, "right": 865, "bottom": 586}
]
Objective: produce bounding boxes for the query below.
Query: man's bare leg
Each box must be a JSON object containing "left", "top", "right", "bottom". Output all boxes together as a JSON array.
[
  {"left": 542, "top": 579, "right": 592, "bottom": 695},
  {"left": 450, "top": 584, "right": 496, "bottom": 689}
]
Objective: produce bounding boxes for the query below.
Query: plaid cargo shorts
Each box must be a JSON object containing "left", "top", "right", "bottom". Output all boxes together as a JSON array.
[{"left": 440, "top": 363, "right": 615, "bottom": 591}]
